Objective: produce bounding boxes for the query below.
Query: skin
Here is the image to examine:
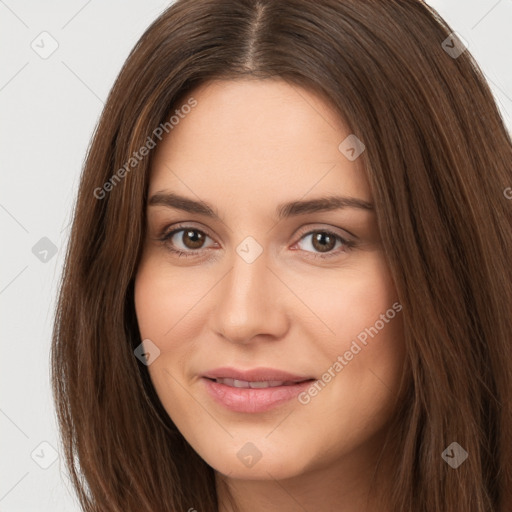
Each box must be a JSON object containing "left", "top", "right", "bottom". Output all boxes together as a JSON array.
[{"left": 134, "top": 79, "right": 406, "bottom": 512}]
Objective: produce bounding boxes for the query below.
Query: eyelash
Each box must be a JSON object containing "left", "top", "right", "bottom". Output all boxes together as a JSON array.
[{"left": 158, "top": 224, "right": 355, "bottom": 260}]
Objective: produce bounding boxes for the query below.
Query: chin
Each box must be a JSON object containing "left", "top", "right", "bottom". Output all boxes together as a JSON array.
[{"left": 197, "top": 438, "right": 312, "bottom": 481}]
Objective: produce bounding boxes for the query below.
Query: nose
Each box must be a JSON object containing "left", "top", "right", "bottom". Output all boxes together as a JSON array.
[{"left": 210, "top": 246, "right": 289, "bottom": 345}]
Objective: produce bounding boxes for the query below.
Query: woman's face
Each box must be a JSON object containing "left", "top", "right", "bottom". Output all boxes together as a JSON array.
[{"left": 134, "top": 79, "right": 405, "bottom": 481}]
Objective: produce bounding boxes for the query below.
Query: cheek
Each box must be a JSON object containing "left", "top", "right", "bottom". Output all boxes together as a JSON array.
[
  {"left": 293, "top": 263, "right": 405, "bottom": 469},
  {"left": 300, "top": 254, "right": 405, "bottom": 425},
  {"left": 133, "top": 258, "right": 204, "bottom": 425},
  {"left": 134, "top": 255, "right": 208, "bottom": 345},
  {"left": 133, "top": 253, "right": 220, "bottom": 410},
  {"left": 339, "top": 256, "right": 405, "bottom": 387},
  {"left": 299, "top": 252, "right": 400, "bottom": 355}
]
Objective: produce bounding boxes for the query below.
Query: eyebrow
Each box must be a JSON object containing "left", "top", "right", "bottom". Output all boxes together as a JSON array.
[{"left": 148, "top": 191, "right": 374, "bottom": 220}]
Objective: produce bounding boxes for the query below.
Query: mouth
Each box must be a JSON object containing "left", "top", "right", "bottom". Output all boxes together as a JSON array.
[
  {"left": 201, "top": 368, "right": 316, "bottom": 413},
  {"left": 205, "top": 377, "right": 313, "bottom": 388}
]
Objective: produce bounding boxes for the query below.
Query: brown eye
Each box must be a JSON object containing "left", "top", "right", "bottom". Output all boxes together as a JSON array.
[
  {"left": 161, "top": 227, "right": 216, "bottom": 257},
  {"left": 310, "top": 232, "right": 336, "bottom": 253},
  {"left": 295, "top": 229, "right": 354, "bottom": 259},
  {"left": 179, "top": 229, "right": 206, "bottom": 249}
]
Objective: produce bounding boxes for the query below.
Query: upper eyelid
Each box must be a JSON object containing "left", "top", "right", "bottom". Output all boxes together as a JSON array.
[
  {"left": 153, "top": 210, "right": 360, "bottom": 239},
  {"left": 161, "top": 223, "right": 217, "bottom": 244}
]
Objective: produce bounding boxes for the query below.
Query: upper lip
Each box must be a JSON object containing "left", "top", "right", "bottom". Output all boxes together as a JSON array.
[{"left": 202, "top": 367, "right": 315, "bottom": 383}]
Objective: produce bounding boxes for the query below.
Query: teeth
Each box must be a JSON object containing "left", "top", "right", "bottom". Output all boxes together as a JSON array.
[
  {"left": 233, "top": 379, "right": 250, "bottom": 388},
  {"left": 249, "top": 380, "right": 286, "bottom": 388},
  {"left": 215, "top": 378, "right": 292, "bottom": 388}
]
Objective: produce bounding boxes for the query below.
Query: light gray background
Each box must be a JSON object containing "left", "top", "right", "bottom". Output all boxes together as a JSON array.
[{"left": 1, "top": 1, "right": 511, "bottom": 510}]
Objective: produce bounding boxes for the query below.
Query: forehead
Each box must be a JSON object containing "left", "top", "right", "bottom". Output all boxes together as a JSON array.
[{"left": 149, "top": 79, "right": 371, "bottom": 207}]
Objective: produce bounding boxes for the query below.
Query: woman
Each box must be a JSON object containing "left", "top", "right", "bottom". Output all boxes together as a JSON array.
[{"left": 51, "top": 1, "right": 512, "bottom": 511}]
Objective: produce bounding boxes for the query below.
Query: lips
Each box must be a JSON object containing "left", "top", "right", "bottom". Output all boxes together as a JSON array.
[
  {"left": 202, "top": 366, "right": 314, "bottom": 384},
  {"left": 213, "top": 378, "right": 300, "bottom": 388},
  {"left": 201, "top": 367, "right": 316, "bottom": 413}
]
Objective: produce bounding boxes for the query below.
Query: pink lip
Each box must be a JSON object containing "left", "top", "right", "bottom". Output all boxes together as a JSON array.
[
  {"left": 202, "top": 366, "right": 314, "bottom": 382},
  {"left": 201, "top": 367, "right": 316, "bottom": 413}
]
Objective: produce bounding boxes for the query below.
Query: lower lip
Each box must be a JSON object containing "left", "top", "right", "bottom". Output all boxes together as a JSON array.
[{"left": 202, "top": 377, "right": 315, "bottom": 413}]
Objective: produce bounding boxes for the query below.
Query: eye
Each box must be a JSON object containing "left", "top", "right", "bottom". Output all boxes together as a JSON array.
[
  {"left": 293, "top": 228, "right": 355, "bottom": 259},
  {"left": 159, "top": 225, "right": 216, "bottom": 258}
]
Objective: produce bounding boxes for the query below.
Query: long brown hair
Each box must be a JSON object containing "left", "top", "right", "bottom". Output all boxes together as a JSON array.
[{"left": 51, "top": 1, "right": 512, "bottom": 510}]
